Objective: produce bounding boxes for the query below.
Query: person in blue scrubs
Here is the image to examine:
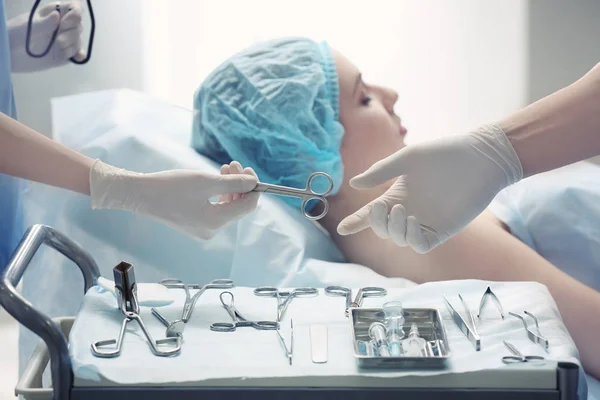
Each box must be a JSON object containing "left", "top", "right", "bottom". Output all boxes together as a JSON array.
[{"left": 0, "top": 1, "right": 260, "bottom": 272}]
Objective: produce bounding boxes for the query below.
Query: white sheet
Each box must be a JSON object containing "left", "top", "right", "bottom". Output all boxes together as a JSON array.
[{"left": 70, "top": 279, "right": 587, "bottom": 399}]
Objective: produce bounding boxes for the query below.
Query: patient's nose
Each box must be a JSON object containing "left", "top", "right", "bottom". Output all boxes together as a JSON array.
[{"left": 378, "top": 86, "right": 398, "bottom": 114}]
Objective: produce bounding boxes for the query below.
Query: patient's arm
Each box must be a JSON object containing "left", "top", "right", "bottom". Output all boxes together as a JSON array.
[{"left": 324, "top": 211, "right": 600, "bottom": 378}]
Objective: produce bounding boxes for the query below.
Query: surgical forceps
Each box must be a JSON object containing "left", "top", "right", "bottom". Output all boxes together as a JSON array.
[
  {"left": 509, "top": 311, "right": 549, "bottom": 350},
  {"left": 151, "top": 278, "right": 234, "bottom": 338},
  {"left": 253, "top": 287, "right": 318, "bottom": 322},
  {"left": 325, "top": 286, "right": 387, "bottom": 316},
  {"left": 477, "top": 286, "right": 505, "bottom": 319},
  {"left": 91, "top": 262, "right": 181, "bottom": 358},
  {"left": 252, "top": 172, "right": 334, "bottom": 220},
  {"left": 502, "top": 341, "right": 545, "bottom": 364},
  {"left": 277, "top": 319, "right": 294, "bottom": 365},
  {"left": 443, "top": 294, "right": 481, "bottom": 351},
  {"left": 210, "top": 291, "right": 279, "bottom": 332}
]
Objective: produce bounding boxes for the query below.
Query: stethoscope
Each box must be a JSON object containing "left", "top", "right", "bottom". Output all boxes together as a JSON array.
[{"left": 26, "top": 0, "right": 95, "bottom": 65}]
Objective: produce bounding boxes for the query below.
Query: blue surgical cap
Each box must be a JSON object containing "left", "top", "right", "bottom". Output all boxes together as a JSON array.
[{"left": 191, "top": 37, "right": 344, "bottom": 212}]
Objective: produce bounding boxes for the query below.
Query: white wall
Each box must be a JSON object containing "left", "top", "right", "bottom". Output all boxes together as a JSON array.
[
  {"left": 6, "top": 0, "right": 145, "bottom": 136},
  {"left": 141, "top": 0, "right": 528, "bottom": 144}
]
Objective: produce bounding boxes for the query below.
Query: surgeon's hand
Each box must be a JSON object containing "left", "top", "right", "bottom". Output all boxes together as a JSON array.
[
  {"left": 337, "top": 124, "right": 523, "bottom": 253},
  {"left": 89, "top": 160, "right": 260, "bottom": 240},
  {"left": 8, "top": 2, "right": 84, "bottom": 73}
]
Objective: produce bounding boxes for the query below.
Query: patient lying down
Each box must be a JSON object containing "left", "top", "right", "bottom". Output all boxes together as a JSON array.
[{"left": 191, "top": 37, "right": 600, "bottom": 379}]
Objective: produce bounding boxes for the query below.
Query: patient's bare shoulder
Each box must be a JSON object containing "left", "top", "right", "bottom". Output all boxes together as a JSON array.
[{"left": 478, "top": 210, "right": 510, "bottom": 233}]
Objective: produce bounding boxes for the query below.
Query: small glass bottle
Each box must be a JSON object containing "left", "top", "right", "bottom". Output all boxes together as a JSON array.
[
  {"left": 368, "top": 322, "right": 391, "bottom": 356},
  {"left": 382, "top": 301, "right": 405, "bottom": 356},
  {"left": 401, "top": 323, "right": 427, "bottom": 357}
]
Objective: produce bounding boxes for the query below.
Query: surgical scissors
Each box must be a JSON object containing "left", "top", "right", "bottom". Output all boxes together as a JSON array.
[
  {"left": 252, "top": 172, "right": 334, "bottom": 220},
  {"left": 253, "top": 287, "right": 319, "bottom": 322},
  {"left": 502, "top": 341, "right": 545, "bottom": 364},
  {"left": 210, "top": 291, "right": 279, "bottom": 332},
  {"left": 325, "top": 286, "right": 387, "bottom": 316}
]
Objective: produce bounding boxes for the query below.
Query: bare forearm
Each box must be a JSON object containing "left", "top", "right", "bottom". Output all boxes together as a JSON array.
[
  {"left": 499, "top": 62, "right": 600, "bottom": 177},
  {"left": 0, "top": 112, "right": 94, "bottom": 195}
]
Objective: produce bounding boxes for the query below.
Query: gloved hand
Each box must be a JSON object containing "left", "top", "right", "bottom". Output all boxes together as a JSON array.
[
  {"left": 8, "top": 2, "right": 84, "bottom": 73},
  {"left": 89, "top": 160, "right": 260, "bottom": 240},
  {"left": 337, "top": 124, "right": 523, "bottom": 253}
]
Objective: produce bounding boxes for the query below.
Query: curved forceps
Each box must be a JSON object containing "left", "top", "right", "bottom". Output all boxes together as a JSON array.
[
  {"left": 253, "top": 287, "right": 318, "bottom": 322},
  {"left": 210, "top": 291, "right": 279, "bottom": 332},
  {"left": 252, "top": 172, "right": 334, "bottom": 220},
  {"left": 159, "top": 278, "right": 234, "bottom": 323},
  {"left": 325, "top": 286, "right": 387, "bottom": 315},
  {"left": 502, "top": 341, "right": 545, "bottom": 364}
]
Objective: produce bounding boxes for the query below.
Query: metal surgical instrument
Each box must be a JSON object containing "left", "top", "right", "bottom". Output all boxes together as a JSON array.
[
  {"left": 477, "top": 286, "right": 505, "bottom": 319},
  {"left": 252, "top": 172, "right": 334, "bottom": 220},
  {"left": 443, "top": 294, "right": 481, "bottom": 351},
  {"left": 276, "top": 319, "right": 294, "bottom": 365},
  {"left": 502, "top": 341, "right": 545, "bottom": 364},
  {"left": 91, "top": 262, "right": 181, "bottom": 358},
  {"left": 509, "top": 311, "right": 549, "bottom": 350},
  {"left": 159, "top": 278, "right": 234, "bottom": 323},
  {"left": 253, "top": 287, "right": 318, "bottom": 322},
  {"left": 325, "top": 286, "right": 387, "bottom": 316},
  {"left": 210, "top": 291, "right": 279, "bottom": 332}
]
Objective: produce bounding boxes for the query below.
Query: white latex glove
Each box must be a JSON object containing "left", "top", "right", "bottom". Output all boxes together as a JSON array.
[
  {"left": 89, "top": 160, "right": 260, "bottom": 240},
  {"left": 337, "top": 124, "right": 523, "bottom": 253},
  {"left": 8, "top": 1, "right": 84, "bottom": 73}
]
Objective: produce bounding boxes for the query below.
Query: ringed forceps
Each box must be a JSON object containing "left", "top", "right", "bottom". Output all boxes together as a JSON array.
[
  {"left": 253, "top": 287, "right": 318, "bottom": 322},
  {"left": 252, "top": 172, "right": 334, "bottom": 220},
  {"left": 502, "top": 341, "right": 545, "bottom": 364},
  {"left": 91, "top": 262, "right": 181, "bottom": 358},
  {"left": 151, "top": 278, "right": 234, "bottom": 338},
  {"left": 210, "top": 291, "right": 279, "bottom": 332},
  {"left": 325, "top": 286, "right": 387, "bottom": 316}
]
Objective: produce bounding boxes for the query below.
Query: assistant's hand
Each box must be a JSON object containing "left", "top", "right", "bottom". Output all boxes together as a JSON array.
[
  {"left": 8, "top": 1, "right": 84, "bottom": 73},
  {"left": 337, "top": 125, "right": 523, "bottom": 253},
  {"left": 89, "top": 160, "right": 260, "bottom": 240}
]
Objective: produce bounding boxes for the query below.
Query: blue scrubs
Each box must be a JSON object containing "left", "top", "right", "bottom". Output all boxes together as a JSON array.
[{"left": 0, "top": 1, "right": 24, "bottom": 272}]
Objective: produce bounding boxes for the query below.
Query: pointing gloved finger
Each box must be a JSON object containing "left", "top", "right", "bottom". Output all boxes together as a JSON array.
[
  {"left": 388, "top": 204, "right": 408, "bottom": 247},
  {"left": 337, "top": 202, "right": 374, "bottom": 236},
  {"left": 219, "top": 164, "right": 233, "bottom": 203},
  {"left": 369, "top": 200, "right": 390, "bottom": 239},
  {"left": 349, "top": 149, "right": 408, "bottom": 190},
  {"left": 406, "top": 215, "right": 431, "bottom": 254}
]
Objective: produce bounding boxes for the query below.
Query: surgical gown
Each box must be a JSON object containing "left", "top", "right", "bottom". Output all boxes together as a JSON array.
[{"left": 0, "top": 1, "right": 25, "bottom": 273}]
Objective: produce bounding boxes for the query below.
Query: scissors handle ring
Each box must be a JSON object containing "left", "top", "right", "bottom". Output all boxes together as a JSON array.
[
  {"left": 255, "top": 321, "right": 280, "bottom": 330},
  {"left": 292, "top": 287, "right": 319, "bottom": 297},
  {"left": 306, "top": 172, "right": 334, "bottom": 196},
  {"left": 301, "top": 197, "right": 329, "bottom": 221},
  {"left": 210, "top": 322, "right": 236, "bottom": 332},
  {"left": 325, "top": 286, "right": 351, "bottom": 296},
  {"left": 254, "top": 287, "right": 278, "bottom": 297}
]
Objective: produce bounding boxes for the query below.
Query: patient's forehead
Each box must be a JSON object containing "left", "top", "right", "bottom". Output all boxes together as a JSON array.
[{"left": 330, "top": 48, "right": 360, "bottom": 99}]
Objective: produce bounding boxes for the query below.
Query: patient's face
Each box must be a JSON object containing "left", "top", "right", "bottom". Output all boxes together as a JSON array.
[{"left": 332, "top": 49, "right": 407, "bottom": 184}]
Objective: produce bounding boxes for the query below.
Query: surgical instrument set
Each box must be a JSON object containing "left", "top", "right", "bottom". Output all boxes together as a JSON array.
[
  {"left": 210, "top": 291, "right": 279, "bottom": 332},
  {"left": 91, "top": 262, "right": 181, "bottom": 358},
  {"left": 253, "top": 286, "right": 318, "bottom": 322},
  {"left": 509, "top": 311, "right": 549, "bottom": 350},
  {"left": 325, "top": 285, "right": 387, "bottom": 316},
  {"left": 252, "top": 172, "right": 334, "bottom": 220},
  {"left": 478, "top": 286, "right": 505, "bottom": 319},
  {"left": 502, "top": 341, "right": 546, "bottom": 364},
  {"left": 443, "top": 294, "right": 481, "bottom": 351}
]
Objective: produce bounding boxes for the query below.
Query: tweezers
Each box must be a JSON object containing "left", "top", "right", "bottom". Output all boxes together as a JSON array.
[
  {"left": 477, "top": 286, "right": 505, "bottom": 319},
  {"left": 276, "top": 319, "right": 294, "bottom": 365},
  {"left": 443, "top": 294, "right": 481, "bottom": 351},
  {"left": 509, "top": 311, "right": 549, "bottom": 350}
]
